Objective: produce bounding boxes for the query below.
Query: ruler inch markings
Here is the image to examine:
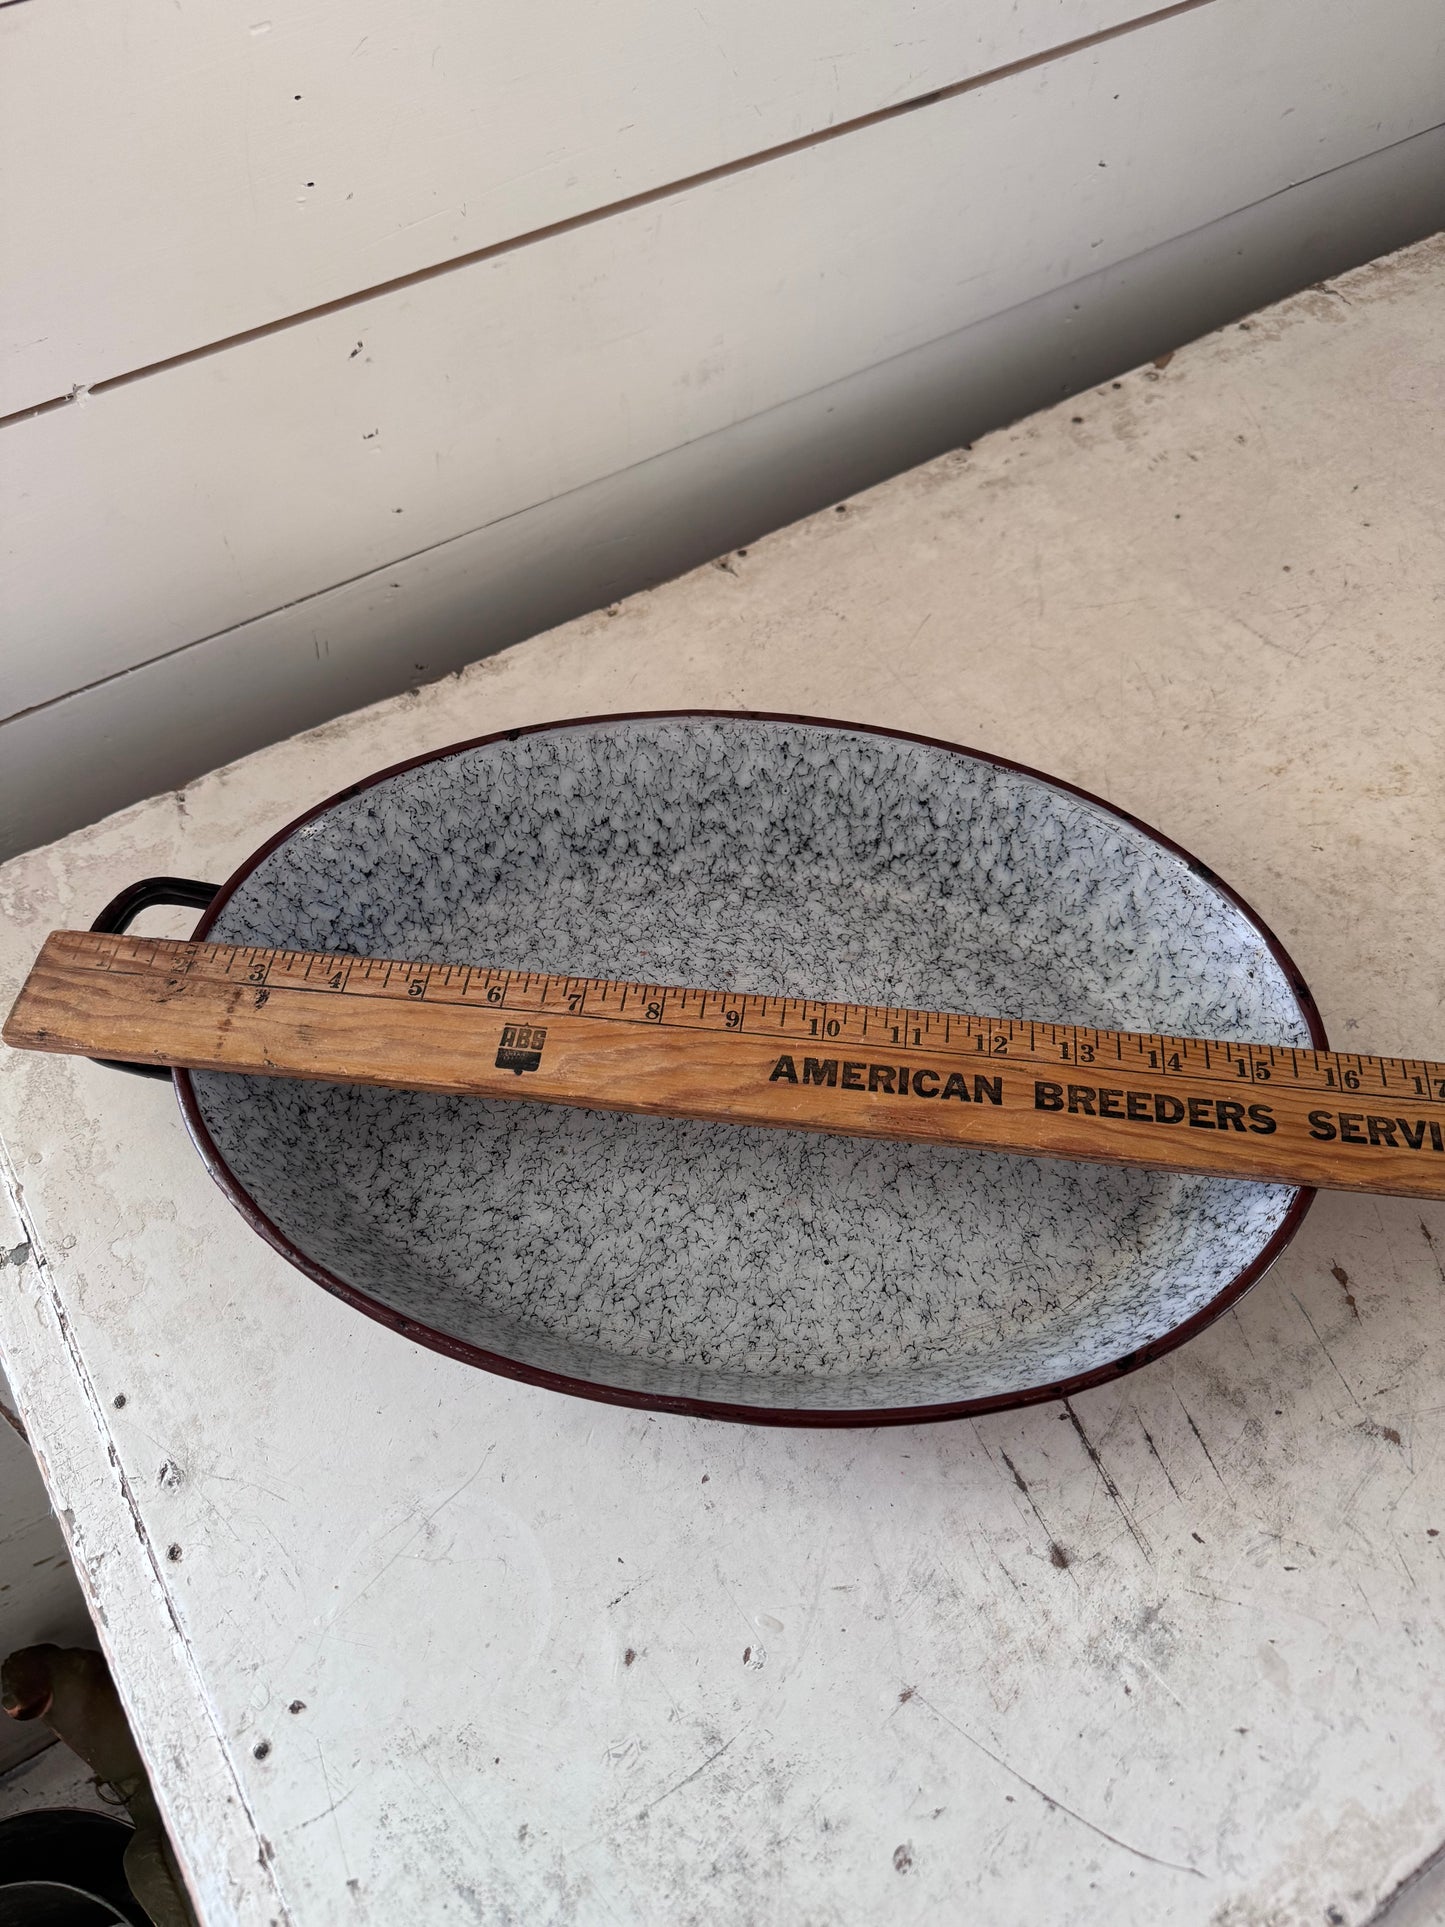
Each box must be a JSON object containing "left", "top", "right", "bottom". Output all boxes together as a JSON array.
[{"left": 7, "top": 931, "right": 1445, "bottom": 1202}]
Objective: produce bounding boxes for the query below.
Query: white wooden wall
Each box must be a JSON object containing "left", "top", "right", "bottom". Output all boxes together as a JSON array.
[{"left": 1, "top": 0, "right": 1442, "bottom": 857}]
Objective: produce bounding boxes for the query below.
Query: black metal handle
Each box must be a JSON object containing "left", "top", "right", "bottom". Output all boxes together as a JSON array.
[{"left": 89, "top": 877, "right": 221, "bottom": 1079}]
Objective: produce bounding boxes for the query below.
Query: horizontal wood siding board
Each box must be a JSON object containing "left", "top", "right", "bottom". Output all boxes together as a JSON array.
[
  {"left": 3, "top": 131, "right": 1441, "bottom": 861},
  {"left": 3, "top": 0, "right": 1442, "bottom": 722},
  {"left": 0, "top": 0, "right": 1172, "bottom": 413}
]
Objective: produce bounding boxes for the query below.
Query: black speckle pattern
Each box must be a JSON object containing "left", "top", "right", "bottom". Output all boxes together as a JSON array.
[{"left": 194, "top": 718, "right": 1310, "bottom": 1412}]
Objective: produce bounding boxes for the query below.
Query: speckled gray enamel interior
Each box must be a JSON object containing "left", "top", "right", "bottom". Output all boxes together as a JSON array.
[{"left": 193, "top": 718, "right": 1310, "bottom": 1412}]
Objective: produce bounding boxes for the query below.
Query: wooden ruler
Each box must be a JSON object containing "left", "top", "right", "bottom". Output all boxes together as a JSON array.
[{"left": 6, "top": 930, "right": 1445, "bottom": 1200}]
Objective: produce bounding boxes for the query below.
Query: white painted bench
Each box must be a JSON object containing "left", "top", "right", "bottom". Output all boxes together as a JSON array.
[{"left": 1, "top": 238, "right": 1442, "bottom": 1925}]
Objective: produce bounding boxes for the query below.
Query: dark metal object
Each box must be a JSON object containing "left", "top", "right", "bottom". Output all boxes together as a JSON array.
[
  {"left": 0, "top": 1811, "right": 148, "bottom": 1926},
  {"left": 1, "top": 1648, "right": 196, "bottom": 1927},
  {"left": 87, "top": 881, "right": 219, "bottom": 1078},
  {"left": 90, "top": 710, "right": 1326, "bottom": 1426}
]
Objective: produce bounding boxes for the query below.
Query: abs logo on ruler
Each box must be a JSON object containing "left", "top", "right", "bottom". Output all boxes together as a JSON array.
[{"left": 495, "top": 1024, "right": 547, "bottom": 1075}]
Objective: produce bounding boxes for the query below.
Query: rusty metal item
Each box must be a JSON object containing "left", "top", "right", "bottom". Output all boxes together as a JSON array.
[{"left": 1, "top": 1646, "right": 196, "bottom": 1927}]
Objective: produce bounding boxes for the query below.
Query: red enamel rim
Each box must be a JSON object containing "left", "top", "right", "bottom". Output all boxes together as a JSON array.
[{"left": 175, "top": 710, "right": 1325, "bottom": 1427}]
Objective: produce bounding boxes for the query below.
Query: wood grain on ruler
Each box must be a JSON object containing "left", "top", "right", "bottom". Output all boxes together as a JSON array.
[{"left": 6, "top": 931, "right": 1445, "bottom": 1200}]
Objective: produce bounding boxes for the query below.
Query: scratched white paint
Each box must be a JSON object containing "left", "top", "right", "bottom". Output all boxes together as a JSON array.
[
  {"left": 0, "top": 1357, "right": 97, "bottom": 1773},
  {"left": 0, "top": 0, "right": 1157, "bottom": 413},
  {"left": 0, "top": 1189, "right": 286, "bottom": 1910},
  {"left": 2, "top": 0, "right": 1443, "bottom": 725},
  {"left": 0, "top": 240, "right": 1443, "bottom": 1924}
]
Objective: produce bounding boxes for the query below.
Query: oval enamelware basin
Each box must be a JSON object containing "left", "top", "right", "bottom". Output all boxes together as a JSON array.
[{"left": 179, "top": 712, "right": 1322, "bottom": 1424}]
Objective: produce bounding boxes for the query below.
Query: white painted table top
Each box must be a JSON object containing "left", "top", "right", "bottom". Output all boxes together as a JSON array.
[{"left": 2, "top": 237, "right": 1443, "bottom": 1927}]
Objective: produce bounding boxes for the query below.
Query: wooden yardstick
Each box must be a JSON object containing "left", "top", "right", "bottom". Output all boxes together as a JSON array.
[{"left": 6, "top": 930, "right": 1445, "bottom": 1201}]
